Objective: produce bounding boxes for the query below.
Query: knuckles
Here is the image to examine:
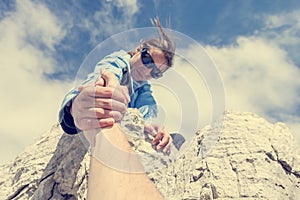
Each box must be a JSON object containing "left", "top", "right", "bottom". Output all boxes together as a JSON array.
[
  {"left": 112, "top": 111, "right": 122, "bottom": 121},
  {"left": 95, "top": 108, "right": 105, "bottom": 117},
  {"left": 102, "top": 98, "right": 112, "bottom": 108},
  {"left": 103, "top": 87, "right": 115, "bottom": 98}
]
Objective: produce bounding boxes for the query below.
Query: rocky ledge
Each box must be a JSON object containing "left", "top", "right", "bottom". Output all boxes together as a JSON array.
[{"left": 0, "top": 109, "right": 299, "bottom": 199}]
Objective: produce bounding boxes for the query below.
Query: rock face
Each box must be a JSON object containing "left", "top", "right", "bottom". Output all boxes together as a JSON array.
[
  {"left": 0, "top": 124, "right": 90, "bottom": 200},
  {"left": 0, "top": 110, "right": 299, "bottom": 199},
  {"left": 149, "top": 111, "right": 300, "bottom": 199}
]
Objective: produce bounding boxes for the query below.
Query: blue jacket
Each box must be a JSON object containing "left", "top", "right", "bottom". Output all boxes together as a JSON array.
[{"left": 59, "top": 50, "right": 157, "bottom": 134}]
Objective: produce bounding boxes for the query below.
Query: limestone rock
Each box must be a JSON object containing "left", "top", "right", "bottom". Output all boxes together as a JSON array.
[
  {"left": 0, "top": 109, "right": 299, "bottom": 199},
  {"left": 120, "top": 109, "right": 176, "bottom": 172},
  {"left": 149, "top": 111, "right": 300, "bottom": 199},
  {"left": 0, "top": 124, "right": 90, "bottom": 200}
]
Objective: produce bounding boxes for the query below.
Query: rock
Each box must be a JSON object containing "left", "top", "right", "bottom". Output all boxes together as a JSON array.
[
  {"left": 148, "top": 111, "right": 300, "bottom": 199},
  {"left": 0, "top": 124, "right": 90, "bottom": 200},
  {"left": 0, "top": 109, "right": 299, "bottom": 199},
  {"left": 120, "top": 109, "right": 176, "bottom": 172}
]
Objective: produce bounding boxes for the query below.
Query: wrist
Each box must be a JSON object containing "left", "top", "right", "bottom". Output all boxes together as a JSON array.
[{"left": 91, "top": 125, "right": 144, "bottom": 172}]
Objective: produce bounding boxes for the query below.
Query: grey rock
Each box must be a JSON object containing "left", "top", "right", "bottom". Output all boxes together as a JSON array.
[
  {"left": 148, "top": 111, "right": 300, "bottom": 199},
  {"left": 0, "top": 109, "right": 299, "bottom": 200}
]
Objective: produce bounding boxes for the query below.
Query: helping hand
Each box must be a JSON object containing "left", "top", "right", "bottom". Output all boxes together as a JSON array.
[{"left": 71, "top": 70, "right": 130, "bottom": 131}]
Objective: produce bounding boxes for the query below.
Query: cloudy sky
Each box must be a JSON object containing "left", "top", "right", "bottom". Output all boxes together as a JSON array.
[{"left": 1, "top": 0, "right": 300, "bottom": 164}]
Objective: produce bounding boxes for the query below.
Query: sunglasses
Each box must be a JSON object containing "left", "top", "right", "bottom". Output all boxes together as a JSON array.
[{"left": 141, "top": 48, "right": 163, "bottom": 79}]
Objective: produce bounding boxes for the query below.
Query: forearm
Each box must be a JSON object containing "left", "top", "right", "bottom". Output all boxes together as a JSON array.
[{"left": 87, "top": 124, "right": 164, "bottom": 200}]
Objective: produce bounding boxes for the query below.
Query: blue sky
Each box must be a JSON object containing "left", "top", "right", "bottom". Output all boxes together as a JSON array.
[{"left": 1, "top": 0, "right": 300, "bottom": 164}]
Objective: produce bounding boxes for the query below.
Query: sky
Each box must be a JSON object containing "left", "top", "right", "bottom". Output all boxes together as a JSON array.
[{"left": 1, "top": 0, "right": 300, "bottom": 164}]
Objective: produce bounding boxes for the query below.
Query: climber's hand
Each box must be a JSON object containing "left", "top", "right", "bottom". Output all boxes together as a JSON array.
[
  {"left": 144, "top": 124, "right": 172, "bottom": 154},
  {"left": 71, "top": 70, "right": 130, "bottom": 131}
]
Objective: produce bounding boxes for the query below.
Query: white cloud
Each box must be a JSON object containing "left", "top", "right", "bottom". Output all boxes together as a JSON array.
[
  {"left": 0, "top": 0, "right": 142, "bottom": 164},
  {"left": 150, "top": 46, "right": 224, "bottom": 141},
  {"left": 0, "top": 0, "right": 142, "bottom": 165},
  {"left": 261, "top": 9, "right": 300, "bottom": 65},
  {"left": 0, "top": 0, "right": 72, "bottom": 164},
  {"left": 155, "top": 9, "right": 300, "bottom": 146},
  {"left": 206, "top": 36, "right": 300, "bottom": 111},
  {"left": 151, "top": 63, "right": 212, "bottom": 137},
  {"left": 204, "top": 35, "right": 300, "bottom": 143},
  {"left": 81, "top": 0, "right": 139, "bottom": 45},
  {"left": 190, "top": 10, "right": 300, "bottom": 147},
  {"left": 115, "top": 0, "right": 139, "bottom": 15},
  {"left": 264, "top": 10, "right": 300, "bottom": 30}
]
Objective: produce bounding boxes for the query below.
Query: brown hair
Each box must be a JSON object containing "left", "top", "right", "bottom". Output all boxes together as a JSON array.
[{"left": 141, "top": 17, "right": 176, "bottom": 68}]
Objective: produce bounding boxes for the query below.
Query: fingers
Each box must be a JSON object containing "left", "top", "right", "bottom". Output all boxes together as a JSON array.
[
  {"left": 152, "top": 130, "right": 173, "bottom": 153},
  {"left": 94, "top": 86, "right": 130, "bottom": 104},
  {"left": 90, "top": 108, "right": 123, "bottom": 121},
  {"left": 81, "top": 84, "right": 129, "bottom": 105},
  {"left": 101, "top": 69, "right": 119, "bottom": 87},
  {"left": 73, "top": 105, "right": 123, "bottom": 123},
  {"left": 99, "top": 118, "right": 115, "bottom": 128},
  {"left": 120, "top": 86, "right": 131, "bottom": 103},
  {"left": 162, "top": 141, "right": 172, "bottom": 154},
  {"left": 95, "top": 98, "right": 127, "bottom": 114},
  {"left": 78, "top": 73, "right": 130, "bottom": 104},
  {"left": 74, "top": 94, "right": 127, "bottom": 121},
  {"left": 83, "top": 85, "right": 122, "bottom": 100},
  {"left": 72, "top": 87, "right": 128, "bottom": 131},
  {"left": 74, "top": 117, "right": 115, "bottom": 131},
  {"left": 101, "top": 70, "right": 130, "bottom": 103},
  {"left": 76, "top": 83, "right": 128, "bottom": 113},
  {"left": 144, "top": 124, "right": 157, "bottom": 136},
  {"left": 72, "top": 70, "right": 130, "bottom": 131},
  {"left": 78, "top": 97, "right": 127, "bottom": 114},
  {"left": 73, "top": 104, "right": 118, "bottom": 130}
]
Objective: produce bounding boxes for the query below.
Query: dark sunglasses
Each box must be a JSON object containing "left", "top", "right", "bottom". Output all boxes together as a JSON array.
[{"left": 141, "top": 48, "right": 163, "bottom": 79}]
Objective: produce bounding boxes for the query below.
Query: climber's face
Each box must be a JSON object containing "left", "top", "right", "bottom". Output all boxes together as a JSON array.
[{"left": 130, "top": 47, "right": 168, "bottom": 81}]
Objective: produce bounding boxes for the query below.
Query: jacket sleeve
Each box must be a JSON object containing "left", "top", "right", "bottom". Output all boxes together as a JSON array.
[
  {"left": 58, "top": 89, "right": 80, "bottom": 134},
  {"left": 134, "top": 84, "right": 158, "bottom": 121}
]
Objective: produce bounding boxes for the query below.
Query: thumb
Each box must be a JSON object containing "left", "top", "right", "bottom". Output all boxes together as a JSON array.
[
  {"left": 95, "top": 77, "right": 105, "bottom": 86},
  {"left": 101, "top": 69, "right": 118, "bottom": 87}
]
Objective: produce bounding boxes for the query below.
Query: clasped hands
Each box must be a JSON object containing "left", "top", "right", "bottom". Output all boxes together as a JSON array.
[{"left": 71, "top": 70, "right": 172, "bottom": 153}]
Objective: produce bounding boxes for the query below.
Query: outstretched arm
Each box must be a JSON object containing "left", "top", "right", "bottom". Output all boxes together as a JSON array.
[
  {"left": 59, "top": 51, "right": 130, "bottom": 134},
  {"left": 87, "top": 124, "right": 164, "bottom": 200}
]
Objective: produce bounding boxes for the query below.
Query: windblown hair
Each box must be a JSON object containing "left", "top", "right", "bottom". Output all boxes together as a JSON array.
[{"left": 141, "top": 17, "right": 176, "bottom": 68}]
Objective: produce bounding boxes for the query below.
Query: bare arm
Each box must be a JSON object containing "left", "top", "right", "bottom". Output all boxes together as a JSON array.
[{"left": 87, "top": 124, "right": 164, "bottom": 200}]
